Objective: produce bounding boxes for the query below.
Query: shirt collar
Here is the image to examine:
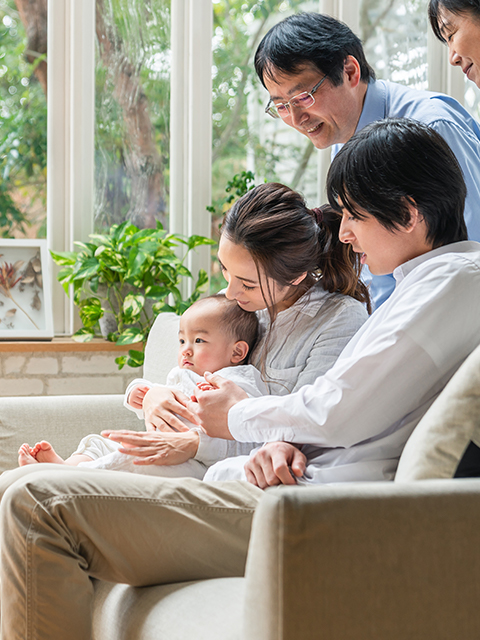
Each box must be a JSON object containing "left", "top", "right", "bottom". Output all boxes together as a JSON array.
[
  {"left": 393, "top": 241, "right": 480, "bottom": 283},
  {"left": 355, "top": 79, "right": 386, "bottom": 134}
]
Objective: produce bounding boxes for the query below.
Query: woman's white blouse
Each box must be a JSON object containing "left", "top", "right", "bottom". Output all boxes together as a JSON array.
[{"left": 250, "top": 281, "right": 368, "bottom": 394}]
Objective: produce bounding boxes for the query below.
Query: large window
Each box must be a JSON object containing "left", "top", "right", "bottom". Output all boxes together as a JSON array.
[
  {"left": 210, "top": 0, "right": 322, "bottom": 290},
  {"left": 4, "top": 0, "right": 466, "bottom": 333},
  {"left": 0, "top": 0, "right": 47, "bottom": 239}
]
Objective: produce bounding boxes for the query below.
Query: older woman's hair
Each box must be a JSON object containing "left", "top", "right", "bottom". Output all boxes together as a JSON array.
[
  {"left": 429, "top": 0, "right": 480, "bottom": 42},
  {"left": 221, "top": 182, "right": 370, "bottom": 317}
]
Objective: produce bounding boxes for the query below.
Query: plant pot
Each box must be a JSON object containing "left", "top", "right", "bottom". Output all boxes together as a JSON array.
[{"left": 94, "top": 283, "right": 155, "bottom": 338}]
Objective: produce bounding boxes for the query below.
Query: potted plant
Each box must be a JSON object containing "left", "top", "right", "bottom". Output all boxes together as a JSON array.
[{"left": 50, "top": 221, "right": 215, "bottom": 369}]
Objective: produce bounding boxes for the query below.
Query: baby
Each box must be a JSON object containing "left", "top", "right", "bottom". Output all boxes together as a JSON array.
[{"left": 18, "top": 295, "right": 267, "bottom": 478}]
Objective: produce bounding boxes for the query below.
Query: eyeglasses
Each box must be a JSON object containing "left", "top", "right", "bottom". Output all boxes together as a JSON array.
[{"left": 265, "top": 74, "right": 329, "bottom": 119}]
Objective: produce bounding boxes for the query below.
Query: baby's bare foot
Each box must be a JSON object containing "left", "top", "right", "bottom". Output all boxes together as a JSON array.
[
  {"left": 18, "top": 443, "right": 39, "bottom": 466},
  {"left": 31, "top": 441, "right": 66, "bottom": 465}
]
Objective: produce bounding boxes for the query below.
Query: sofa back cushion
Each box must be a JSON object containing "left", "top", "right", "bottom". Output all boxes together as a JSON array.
[
  {"left": 144, "top": 312, "right": 180, "bottom": 383},
  {"left": 395, "top": 343, "right": 480, "bottom": 481}
]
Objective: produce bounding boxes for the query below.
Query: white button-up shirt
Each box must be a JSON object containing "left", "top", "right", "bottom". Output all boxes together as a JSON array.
[{"left": 228, "top": 242, "right": 480, "bottom": 484}]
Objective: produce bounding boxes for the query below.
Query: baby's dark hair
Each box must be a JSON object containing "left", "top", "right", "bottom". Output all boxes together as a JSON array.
[{"left": 191, "top": 295, "right": 259, "bottom": 363}]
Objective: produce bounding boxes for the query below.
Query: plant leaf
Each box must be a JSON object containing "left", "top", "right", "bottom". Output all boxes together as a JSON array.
[
  {"left": 72, "top": 328, "right": 95, "bottom": 342},
  {"left": 115, "top": 327, "right": 144, "bottom": 345},
  {"left": 122, "top": 293, "right": 145, "bottom": 322},
  {"left": 127, "top": 349, "right": 144, "bottom": 368},
  {"left": 115, "top": 355, "right": 127, "bottom": 370}
]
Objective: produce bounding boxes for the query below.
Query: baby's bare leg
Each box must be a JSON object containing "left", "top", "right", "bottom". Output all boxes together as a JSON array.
[{"left": 64, "top": 453, "right": 95, "bottom": 465}]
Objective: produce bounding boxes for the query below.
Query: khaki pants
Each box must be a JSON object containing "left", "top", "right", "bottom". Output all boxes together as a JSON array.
[{"left": 0, "top": 464, "right": 263, "bottom": 640}]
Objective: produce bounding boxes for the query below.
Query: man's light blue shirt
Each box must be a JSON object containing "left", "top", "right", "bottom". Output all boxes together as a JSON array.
[{"left": 332, "top": 79, "right": 480, "bottom": 308}]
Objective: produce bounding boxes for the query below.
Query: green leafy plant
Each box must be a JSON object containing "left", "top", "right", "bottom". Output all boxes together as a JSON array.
[
  {"left": 50, "top": 221, "right": 215, "bottom": 369},
  {"left": 206, "top": 170, "right": 255, "bottom": 219}
]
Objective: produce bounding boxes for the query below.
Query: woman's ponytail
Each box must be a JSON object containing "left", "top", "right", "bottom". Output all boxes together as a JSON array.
[{"left": 315, "top": 204, "right": 371, "bottom": 313}]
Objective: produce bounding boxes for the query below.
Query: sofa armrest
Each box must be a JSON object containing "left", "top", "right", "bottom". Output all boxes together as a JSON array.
[
  {"left": 243, "top": 480, "right": 480, "bottom": 640},
  {"left": 0, "top": 394, "right": 141, "bottom": 473}
]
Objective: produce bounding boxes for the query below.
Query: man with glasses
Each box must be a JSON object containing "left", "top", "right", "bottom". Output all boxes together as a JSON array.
[{"left": 255, "top": 12, "right": 480, "bottom": 308}]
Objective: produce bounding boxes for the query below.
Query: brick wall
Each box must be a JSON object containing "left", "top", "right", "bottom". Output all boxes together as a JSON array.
[{"left": 0, "top": 340, "right": 142, "bottom": 396}]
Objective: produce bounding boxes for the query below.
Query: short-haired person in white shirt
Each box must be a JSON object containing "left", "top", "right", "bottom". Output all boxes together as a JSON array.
[
  {"left": 194, "top": 117, "right": 480, "bottom": 487},
  {"left": 3, "top": 118, "right": 480, "bottom": 640}
]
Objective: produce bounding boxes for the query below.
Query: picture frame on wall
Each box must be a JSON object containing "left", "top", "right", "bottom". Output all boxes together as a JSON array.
[{"left": 0, "top": 239, "right": 53, "bottom": 340}]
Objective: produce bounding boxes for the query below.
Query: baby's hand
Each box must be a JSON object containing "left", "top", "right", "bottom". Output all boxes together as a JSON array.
[
  {"left": 196, "top": 382, "right": 216, "bottom": 392},
  {"left": 128, "top": 385, "right": 150, "bottom": 410}
]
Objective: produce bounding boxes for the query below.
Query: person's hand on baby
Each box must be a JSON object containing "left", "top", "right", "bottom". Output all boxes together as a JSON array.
[
  {"left": 190, "top": 372, "right": 248, "bottom": 440},
  {"left": 101, "top": 429, "right": 200, "bottom": 466},
  {"left": 142, "top": 385, "right": 201, "bottom": 433}
]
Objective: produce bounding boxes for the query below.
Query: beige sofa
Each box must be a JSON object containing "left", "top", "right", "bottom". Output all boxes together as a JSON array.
[{"left": 1, "top": 312, "right": 480, "bottom": 639}]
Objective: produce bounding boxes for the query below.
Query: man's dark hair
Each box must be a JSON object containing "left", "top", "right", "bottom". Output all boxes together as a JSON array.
[
  {"left": 255, "top": 12, "right": 375, "bottom": 87},
  {"left": 327, "top": 118, "right": 468, "bottom": 248},
  {"left": 429, "top": 0, "right": 480, "bottom": 42}
]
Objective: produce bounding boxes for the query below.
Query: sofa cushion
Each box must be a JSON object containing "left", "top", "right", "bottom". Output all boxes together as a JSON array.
[
  {"left": 144, "top": 312, "right": 180, "bottom": 383},
  {"left": 0, "top": 394, "right": 140, "bottom": 473},
  {"left": 93, "top": 577, "right": 244, "bottom": 640},
  {"left": 395, "top": 343, "right": 480, "bottom": 481}
]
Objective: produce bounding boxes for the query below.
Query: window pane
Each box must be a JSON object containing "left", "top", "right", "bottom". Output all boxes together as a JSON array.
[
  {"left": 465, "top": 79, "right": 480, "bottom": 122},
  {"left": 94, "top": 0, "right": 170, "bottom": 232},
  {"left": 360, "top": 0, "right": 428, "bottom": 89},
  {"left": 211, "top": 0, "right": 320, "bottom": 291},
  {"left": 212, "top": 0, "right": 320, "bottom": 200},
  {"left": 0, "top": 0, "right": 47, "bottom": 239}
]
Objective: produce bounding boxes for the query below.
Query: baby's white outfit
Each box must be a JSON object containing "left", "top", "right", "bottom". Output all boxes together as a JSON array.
[{"left": 72, "top": 364, "right": 267, "bottom": 479}]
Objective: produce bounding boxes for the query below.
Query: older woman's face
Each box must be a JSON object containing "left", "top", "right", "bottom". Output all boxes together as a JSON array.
[{"left": 438, "top": 7, "right": 480, "bottom": 88}]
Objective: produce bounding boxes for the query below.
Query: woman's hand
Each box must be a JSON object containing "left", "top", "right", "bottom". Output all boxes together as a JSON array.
[
  {"left": 244, "top": 442, "right": 306, "bottom": 489},
  {"left": 142, "top": 386, "right": 200, "bottom": 432},
  {"left": 101, "top": 429, "right": 200, "bottom": 466},
  {"left": 191, "top": 372, "right": 248, "bottom": 440}
]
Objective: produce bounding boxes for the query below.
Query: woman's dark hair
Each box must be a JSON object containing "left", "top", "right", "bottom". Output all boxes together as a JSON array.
[
  {"left": 193, "top": 294, "right": 259, "bottom": 364},
  {"left": 221, "top": 182, "right": 371, "bottom": 320},
  {"left": 429, "top": 0, "right": 480, "bottom": 42},
  {"left": 255, "top": 12, "right": 375, "bottom": 87},
  {"left": 327, "top": 118, "right": 468, "bottom": 248}
]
